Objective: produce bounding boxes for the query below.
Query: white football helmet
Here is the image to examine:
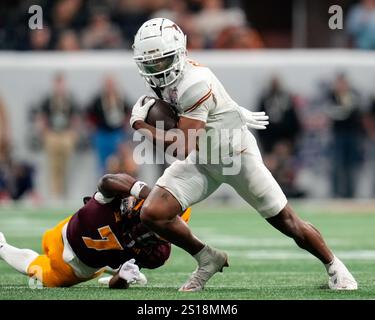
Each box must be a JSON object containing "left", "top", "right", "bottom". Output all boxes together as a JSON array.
[{"left": 133, "top": 18, "right": 187, "bottom": 88}]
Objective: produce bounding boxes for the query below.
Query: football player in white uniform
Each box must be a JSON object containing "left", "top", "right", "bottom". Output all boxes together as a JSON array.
[{"left": 129, "top": 18, "right": 357, "bottom": 291}]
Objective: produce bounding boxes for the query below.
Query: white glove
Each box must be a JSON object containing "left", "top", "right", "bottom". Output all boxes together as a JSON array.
[
  {"left": 97, "top": 273, "right": 147, "bottom": 286},
  {"left": 119, "top": 258, "right": 140, "bottom": 284},
  {"left": 136, "top": 272, "right": 148, "bottom": 286},
  {"left": 130, "top": 95, "right": 155, "bottom": 128},
  {"left": 239, "top": 106, "right": 269, "bottom": 130}
]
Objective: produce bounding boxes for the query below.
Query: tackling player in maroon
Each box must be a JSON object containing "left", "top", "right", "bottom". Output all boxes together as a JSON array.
[{"left": 0, "top": 173, "right": 191, "bottom": 288}]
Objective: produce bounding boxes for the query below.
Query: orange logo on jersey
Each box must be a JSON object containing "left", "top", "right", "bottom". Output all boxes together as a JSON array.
[
  {"left": 132, "top": 247, "right": 141, "bottom": 255},
  {"left": 114, "top": 211, "right": 122, "bottom": 223}
]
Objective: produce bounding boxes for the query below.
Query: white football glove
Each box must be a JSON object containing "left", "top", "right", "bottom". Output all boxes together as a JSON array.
[
  {"left": 130, "top": 95, "right": 155, "bottom": 128},
  {"left": 97, "top": 259, "right": 148, "bottom": 287},
  {"left": 239, "top": 106, "right": 269, "bottom": 130},
  {"left": 98, "top": 273, "right": 147, "bottom": 286},
  {"left": 119, "top": 258, "right": 140, "bottom": 284},
  {"left": 121, "top": 259, "right": 147, "bottom": 285},
  {"left": 136, "top": 271, "right": 148, "bottom": 286}
]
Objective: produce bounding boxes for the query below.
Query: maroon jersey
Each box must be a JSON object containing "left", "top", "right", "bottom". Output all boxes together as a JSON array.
[{"left": 66, "top": 194, "right": 171, "bottom": 269}]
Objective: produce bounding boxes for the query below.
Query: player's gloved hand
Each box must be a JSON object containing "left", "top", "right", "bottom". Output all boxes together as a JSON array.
[
  {"left": 239, "top": 106, "right": 269, "bottom": 130},
  {"left": 136, "top": 271, "right": 148, "bottom": 286},
  {"left": 130, "top": 95, "right": 155, "bottom": 128},
  {"left": 97, "top": 272, "right": 147, "bottom": 286},
  {"left": 119, "top": 258, "right": 141, "bottom": 284},
  {"left": 246, "top": 111, "right": 269, "bottom": 130}
]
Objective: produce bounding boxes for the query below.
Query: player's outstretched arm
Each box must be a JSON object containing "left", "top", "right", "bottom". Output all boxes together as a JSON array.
[{"left": 98, "top": 173, "right": 151, "bottom": 199}]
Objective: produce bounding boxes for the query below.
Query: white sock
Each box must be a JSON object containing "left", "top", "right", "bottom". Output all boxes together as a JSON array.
[
  {"left": 324, "top": 255, "right": 336, "bottom": 272},
  {"left": 0, "top": 243, "right": 38, "bottom": 274},
  {"left": 324, "top": 255, "right": 347, "bottom": 275},
  {"left": 193, "top": 245, "right": 210, "bottom": 265}
]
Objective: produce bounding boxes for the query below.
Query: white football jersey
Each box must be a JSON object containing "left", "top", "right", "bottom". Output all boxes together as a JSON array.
[
  {"left": 152, "top": 59, "right": 248, "bottom": 158},
  {"left": 153, "top": 59, "right": 288, "bottom": 218}
]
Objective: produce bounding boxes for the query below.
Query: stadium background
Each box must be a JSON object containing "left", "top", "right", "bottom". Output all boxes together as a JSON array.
[{"left": 0, "top": 0, "right": 374, "bottom": 299}]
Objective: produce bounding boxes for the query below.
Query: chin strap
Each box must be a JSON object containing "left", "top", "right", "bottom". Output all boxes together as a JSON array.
[{"left": 151, "top": 86, "right": 163, "bottom": 99}]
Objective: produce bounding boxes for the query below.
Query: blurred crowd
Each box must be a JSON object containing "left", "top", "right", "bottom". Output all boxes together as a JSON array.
[
  {"left": 1, "top": 0, "right": 264, "bottom": 51},
  {"left": 347, "top": 0, "right": 375, "bottom": 50},
  {"left": 1, "top": 0, "right": 375, "bottom": 51},
  {"left": 0, "top": 73, "right": 139, "bottom": 202},
  {"left": 1, "top": 72, "right": 375, "bottom": 202},
  {"left": 0, "top": 97, "right": 35, "bottom": 202},
  {"left": 256, "top": 73, "right": 373, "bottom": 199},
  {"left": 0, "top": 0, "right": 375, "bottom": 203}
]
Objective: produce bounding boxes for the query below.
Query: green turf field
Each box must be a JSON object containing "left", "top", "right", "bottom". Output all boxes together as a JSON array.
[{"left": 0, "top": 203, "right": 374, "bottom": 300}]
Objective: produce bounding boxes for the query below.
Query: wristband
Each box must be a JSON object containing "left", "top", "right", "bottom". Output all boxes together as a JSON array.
[{"left": 130, "top": 181, "right": 147, "bottom": 198}]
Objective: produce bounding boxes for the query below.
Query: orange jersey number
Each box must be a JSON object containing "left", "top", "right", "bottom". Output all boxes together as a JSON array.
[{"left": 82, "top": 226, "right": 124, "bottom": 251}]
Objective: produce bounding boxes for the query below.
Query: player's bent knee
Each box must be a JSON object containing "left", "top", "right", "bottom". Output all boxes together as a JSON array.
[
  {"left": 140, "top": 202, "right": 168, "bottom": 226},
  {"left": 140, "top": 205, "right": 156, "bottom": 225},
  {"left": 141, "top": 192, "right": 181, "bottom": 226}
]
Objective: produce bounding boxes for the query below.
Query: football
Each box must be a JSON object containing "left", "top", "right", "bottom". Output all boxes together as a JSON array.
[{"left": 143, "top": 96, "right": 179, "bottom": 130}]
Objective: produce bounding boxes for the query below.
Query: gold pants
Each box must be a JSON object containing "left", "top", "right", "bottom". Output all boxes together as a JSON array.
[{"left": 28, "top": 217, "right": 102, "bottom": 287}]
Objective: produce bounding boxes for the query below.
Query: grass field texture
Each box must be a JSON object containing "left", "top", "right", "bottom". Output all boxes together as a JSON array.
[{"left": 0, "top": 203, "right": 374, "bottom": 300}]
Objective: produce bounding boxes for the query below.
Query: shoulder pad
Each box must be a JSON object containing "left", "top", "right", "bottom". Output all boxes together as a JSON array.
[{"left": 179, "top": 80, "right": 212, "bottom": 113}]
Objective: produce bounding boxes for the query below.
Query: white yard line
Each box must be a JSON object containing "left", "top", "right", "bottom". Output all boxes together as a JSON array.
[
  {"left": 198, "top": 234, "right": 352, "bottom": 248},
  {"left": 227, "top": 250, "right": 375, "bottom": 260}
]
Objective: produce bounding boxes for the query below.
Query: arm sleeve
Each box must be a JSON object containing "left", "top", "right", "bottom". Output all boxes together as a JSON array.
[
  {"left": 180, "top": 95, "right": 214, "bottom": 123},
  {"left": 179, "top": 81, "right": 215, "bottom": 123}
]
